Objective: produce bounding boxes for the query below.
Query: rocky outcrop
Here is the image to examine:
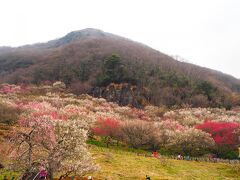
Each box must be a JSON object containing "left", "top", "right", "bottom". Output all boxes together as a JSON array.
[{"left": 91, "top": 83, "right": 150, "bottom": 108}]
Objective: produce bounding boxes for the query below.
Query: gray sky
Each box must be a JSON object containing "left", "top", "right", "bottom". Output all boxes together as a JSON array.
[{"left": 0, "top": 0, "right": 240, "bottom": 78}]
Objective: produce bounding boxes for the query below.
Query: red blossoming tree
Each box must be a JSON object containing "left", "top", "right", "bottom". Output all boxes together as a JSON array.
[
  {"left": 196, "top": 121, "right": 240, "bottom": 147},
  {"left": 92, "top": 117, "right": 121, "bottom": 147},
  {"left": 196, "top": 120, "right": 240, "bottom": 158}
]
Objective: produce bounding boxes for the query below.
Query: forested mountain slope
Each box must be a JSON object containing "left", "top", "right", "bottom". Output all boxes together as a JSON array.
[{"left": 0, "top": 28, "right": 240, "bottom": 108}]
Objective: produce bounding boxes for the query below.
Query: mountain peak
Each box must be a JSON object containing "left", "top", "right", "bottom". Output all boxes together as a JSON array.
[
  {"left": 66, "top": 28, "right": 105, "bottom": 37},
  {"left": 48, "top": 28, "right": 107, "bottom": 48},
  {"left": 74, "top": 28, "right": 104, "bottom": 33}
]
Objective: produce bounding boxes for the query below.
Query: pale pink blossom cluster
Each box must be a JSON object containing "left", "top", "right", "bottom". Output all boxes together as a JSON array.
[
  {"left": 164, "top": 108, "right": 240, "bottom": 126},
  {"left": 0, "top": 84, "right": 31, "bottom": 95}
]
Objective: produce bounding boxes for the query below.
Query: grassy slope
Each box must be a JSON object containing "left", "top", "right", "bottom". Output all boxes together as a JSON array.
[
  {"left": 1, "top": 145, "right": 239, "bottom": 179},
  {"left": 89, "top": 146, "right": 240, "bottom": 180}
]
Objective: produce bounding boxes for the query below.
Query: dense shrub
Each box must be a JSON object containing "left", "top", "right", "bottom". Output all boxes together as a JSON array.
[
  {"left": 121, "top": 120, "right": 159, "bottom": 149},
  {"left": 215, "top": 146, "right": 239, "bottom": 159},
  {"left": 166, "top": 128, "right": 215, "bottom": 156}
]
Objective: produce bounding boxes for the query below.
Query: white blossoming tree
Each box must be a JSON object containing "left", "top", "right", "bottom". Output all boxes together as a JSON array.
[{"left": 166, "top": 128, "right": 215, "bottom": 156}]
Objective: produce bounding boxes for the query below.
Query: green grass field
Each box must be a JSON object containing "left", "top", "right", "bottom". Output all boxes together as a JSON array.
[
  {"left": 89, "top": 145, "right": 240, "bottom": 180},
  {"left": 1, "top": 145, "right": 240, "bottom": 180}
]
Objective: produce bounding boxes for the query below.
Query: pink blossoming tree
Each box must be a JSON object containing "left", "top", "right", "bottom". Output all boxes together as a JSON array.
[{"left": 8, "top": 101, "right": 98, "bottom": 179}]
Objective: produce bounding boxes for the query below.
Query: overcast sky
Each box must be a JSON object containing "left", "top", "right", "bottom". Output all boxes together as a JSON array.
[{"left": 0, "top": 0, "right": 240, "bottom": 78}]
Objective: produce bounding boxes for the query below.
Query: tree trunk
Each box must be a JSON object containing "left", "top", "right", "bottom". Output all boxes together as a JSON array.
[
  {"left": 48, "top": 168, "right": 54, "bottom": 180},
  {"left": 28, "top": 143, "right": 33, "bottom": 168}
]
